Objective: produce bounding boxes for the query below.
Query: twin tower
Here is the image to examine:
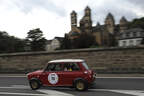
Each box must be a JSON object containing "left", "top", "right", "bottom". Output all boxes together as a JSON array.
[{"left": 69, "top": 6, "right": 128, "bottom": 46}]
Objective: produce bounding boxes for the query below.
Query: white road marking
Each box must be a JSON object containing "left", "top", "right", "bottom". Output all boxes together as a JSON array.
[
  {"left": 0, "top": 85, "right": 74, "bottom": 96},
  {"left": 108, "top": 90, "right": 144, "bottom": 96},
  {"left": 0, "top": 76, "right": 26, "bottom": 77},
  {"left": 0, "top": 85, "right": 29, "bottom": 89},
  {"left": 0, "top": 92, "right": 44, "bottom": 96},
  {"left": 91, "top": 89, "right": 144, "bottom": 96},
  {"left": 38, "top": 89, "right": 74, "bottom": 96},
  {"left": 11, "top": 85, "right": 29, "bottom": 87},
  {"left": 1, "top": 84, "right": 144, "bottom": 96},
  {"left": 0, "top": 89, "right": 144, "bottom": 96}
]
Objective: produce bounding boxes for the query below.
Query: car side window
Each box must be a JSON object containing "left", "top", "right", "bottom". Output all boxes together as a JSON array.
[
  {"left": 63, "top": 63, "right": 72, "bottom": 71},
  {"left": 55, "top": 63, "right": 62, "bottom": 71},
  {"left": 45, "top": 63, "right": 62, "bottom": 71},
  {"left": 71, "top": 63, "right": 80, "bottom": 71},
  {"left": 63, "top": 63, "right": 80, "bottom": 71}
]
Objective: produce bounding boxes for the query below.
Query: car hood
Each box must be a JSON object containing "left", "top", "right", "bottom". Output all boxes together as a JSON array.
[{"left": 27, "top": 70, "right": 43, "bottom": 76}]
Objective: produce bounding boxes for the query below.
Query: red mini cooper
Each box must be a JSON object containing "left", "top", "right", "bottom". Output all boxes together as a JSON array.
[{"left": 27, "top": 59, "right": 96, "bottom": 91}]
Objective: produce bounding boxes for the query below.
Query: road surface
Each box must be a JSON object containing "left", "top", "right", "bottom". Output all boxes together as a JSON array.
[{"left": 0, "top": 75, "right": 144, "bottom": 96}]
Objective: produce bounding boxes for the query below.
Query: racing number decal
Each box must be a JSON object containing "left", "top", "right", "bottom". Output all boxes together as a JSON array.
[{"left": 48, "top": 73, "right": 59, "bottom": 84}]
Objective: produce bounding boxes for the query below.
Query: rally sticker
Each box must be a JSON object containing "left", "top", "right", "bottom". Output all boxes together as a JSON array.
[{"left": 48, "top": 73, "right": 59, "bottom": 84}]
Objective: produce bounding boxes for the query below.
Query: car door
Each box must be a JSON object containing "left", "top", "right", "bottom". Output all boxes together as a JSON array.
[
  {"left": 39, "top": 63, "right": 63, "bottom": 86},
  {"left": 62, "top": 62, "right": 83, "bottom": 86}
]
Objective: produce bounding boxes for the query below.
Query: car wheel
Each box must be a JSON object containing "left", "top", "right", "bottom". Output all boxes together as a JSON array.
[
  {"left": 29, "top": 80, "right": 41, "bottom": 90},
  {"left": 74, "top": 80, "right": 88, "bottom": 91}
]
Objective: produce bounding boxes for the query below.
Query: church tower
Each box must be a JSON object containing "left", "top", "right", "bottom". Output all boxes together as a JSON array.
[
  {"left": 119, "top": 16, "right": 128, "bottom": 33},
  {"left": 105, "top": 13, "right": 115, "bottom": 34},
  {"left": 71, "top": 11, "right": 77, "bottom": 30},
  {"left": 79, "top": 6, "right": 92, "bottom": 33},
  {"left": 84, "top": 6, "right": 92, "bottom": 29},
  {"left": 85, "top": 6, "right": 91, "bottom": 17}
]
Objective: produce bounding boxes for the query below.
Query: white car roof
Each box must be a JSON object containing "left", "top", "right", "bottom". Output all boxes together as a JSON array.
[{"left": 48, "top": 59, "right": 84, "bottom": 63}]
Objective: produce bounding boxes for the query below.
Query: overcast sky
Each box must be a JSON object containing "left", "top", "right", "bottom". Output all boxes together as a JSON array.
[{"left": 0, "top": 0, "right": 144, "bottom": 40}]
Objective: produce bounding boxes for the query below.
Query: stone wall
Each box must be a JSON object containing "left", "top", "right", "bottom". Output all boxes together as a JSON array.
[{"left": 0, "top": 47, "right": 144, "bottom": 73}]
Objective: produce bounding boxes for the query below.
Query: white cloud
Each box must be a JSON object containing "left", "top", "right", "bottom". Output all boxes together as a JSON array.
[
  {"left": 0, "top": 6, "right": 70, "bottom": 39},
  {"left": 0, "top": 0, "right": 144, "bottom": 40}
]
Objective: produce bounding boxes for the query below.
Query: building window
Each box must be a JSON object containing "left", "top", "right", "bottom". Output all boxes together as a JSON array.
[
  {"left": 137, "top": 32, "right": 140, "bottom": 37},
  {"left": 122, "top": 41, "right": 127, "bottom": 46},
  {"left": 141, "top": 32, "right": 144, "bottom": 36},
  {"left": 129, "top": 40, "right": 134, "bottom": 46},
  {"left": 136, "top": 40, "right": 141, "bottom": 45},
  {"left": 126, "top": 33, "right": 130, "bottom": 38},
  {"left": 120, "top": 34, "right": 123, "bottom": 39},
  {"left": 130, "top": 32, "right": 133, "bottom": 37},
  {"left": 123, "top": 34, "right": 126, "bottom": 38},
  {"left": 133, "top": 32, "right": 137, "bottom": 37}
]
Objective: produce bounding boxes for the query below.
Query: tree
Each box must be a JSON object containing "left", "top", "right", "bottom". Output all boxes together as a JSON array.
[
  {"left": 128, "top": 17, "right": 144, "bottom": 29},
  {"left": 60, "top": 34, "right": 72, "bottom": 49},
  {"left": 27, "top": 28, "right": 47, "bottom": 51},
  {"left": 0, "top": 31, "right": 26, "bottom": 53},
  {"left": 72, "top": 33, "right": 96, "bottom": 48}
]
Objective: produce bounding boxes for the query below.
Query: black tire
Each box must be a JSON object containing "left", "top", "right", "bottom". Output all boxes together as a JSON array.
[
  {"left": 74, "top": 79, "right": 88, "bottom": 91},
  {"left": 29, "top": 79, "right": 41, "bottom": 90}
]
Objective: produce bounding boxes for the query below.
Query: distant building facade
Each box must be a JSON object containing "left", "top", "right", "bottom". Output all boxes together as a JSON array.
[
  {"left": 66, "top": 6, "right": 131, "bottom": 47},
  {"left": 119, "top": 28, "right": 144, "bottom": 47},
  {"left": 46, "top": 37, "right": 64, "bottom": 51}
]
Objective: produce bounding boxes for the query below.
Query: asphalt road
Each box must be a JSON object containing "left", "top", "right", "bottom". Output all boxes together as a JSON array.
[{"left": 0, "top": 75, "right": 144, "bottom": 96}]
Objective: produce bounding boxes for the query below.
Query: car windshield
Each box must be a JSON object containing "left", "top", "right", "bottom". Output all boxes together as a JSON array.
[{"left": 82, "top": 62, "right": 89, "bottom": 70}]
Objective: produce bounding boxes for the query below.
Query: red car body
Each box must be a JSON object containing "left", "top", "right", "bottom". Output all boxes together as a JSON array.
[{"left": 27, "top": 59, "right": 96, "bottom": 91}]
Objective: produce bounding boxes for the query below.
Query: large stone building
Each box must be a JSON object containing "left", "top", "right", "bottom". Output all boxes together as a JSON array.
[{"left": 67, "top": 6, "right": 129, "bottom": 47}]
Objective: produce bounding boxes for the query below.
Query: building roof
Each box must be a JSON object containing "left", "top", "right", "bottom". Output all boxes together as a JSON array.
[
  {"left": 85, "top": 6, "right": 91, "bottom": 10},
  {"left": 92, "top": 25, "right": 105, "bottom": 32},
  {"left": 54, "top": 37, "right": 64, "bottom": 42},
  {"left": 106, "top": 13, "right": 114, "bottom": 19},
  {"left": 71, "top": 32, "right": 80, "bottom": 36},
  {"left": 46, "top": 40, "right": 52, "bottom": 44},
  {"left": 46, "top": 37, "right": 64, "bottom": 45},
  {"left": 120, "top": 16, "right": 127, "bottom": 22},
  {"left": 71, "top": 10, "right": 77, "bottom": 15},
  {"left": 48, "top": 59, "right": 84, "bottom": 63},
  {"left": 124, "top": 28, "right": 143, "bottom": 33}
]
